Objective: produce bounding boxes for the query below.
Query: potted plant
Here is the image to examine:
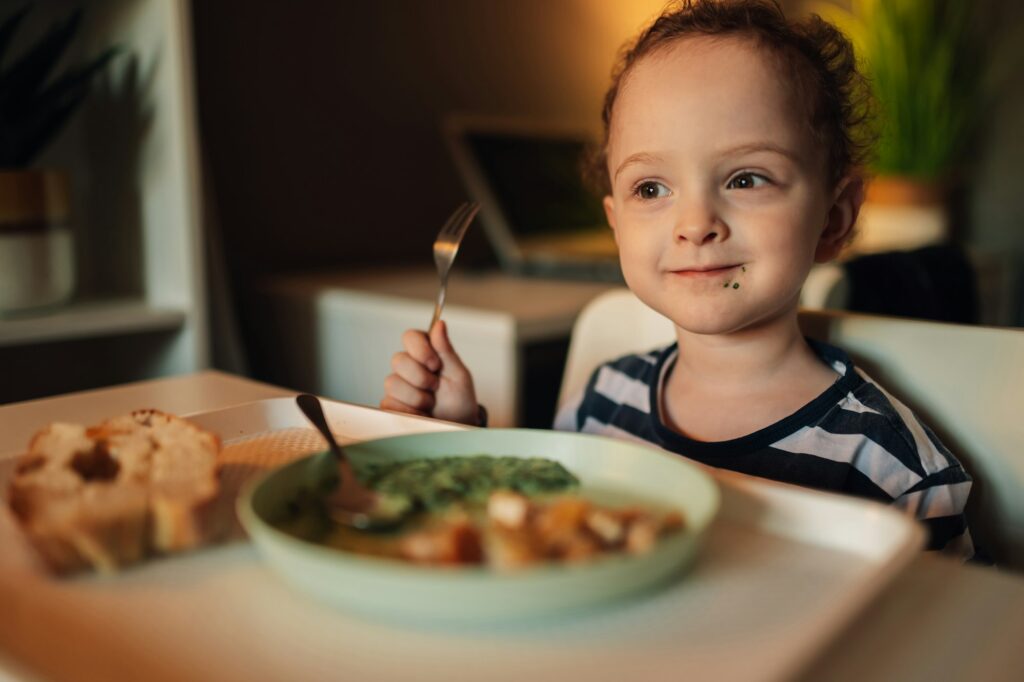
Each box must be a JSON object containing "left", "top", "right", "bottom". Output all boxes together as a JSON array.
[
  {"left": 817, "top": 0, "right": 988, "bottom": 253},
  {"left": 0, "top": 5, "right": 117, "bottom": 314}
]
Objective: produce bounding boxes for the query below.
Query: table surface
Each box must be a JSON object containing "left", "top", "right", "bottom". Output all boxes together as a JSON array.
[{"left": 2, "top": 371, "right": 1024, "bottom": 682}]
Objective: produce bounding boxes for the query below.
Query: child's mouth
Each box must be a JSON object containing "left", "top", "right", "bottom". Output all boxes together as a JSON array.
[{"left": 669, "top": 264, "right": 742, "bottom": 279}]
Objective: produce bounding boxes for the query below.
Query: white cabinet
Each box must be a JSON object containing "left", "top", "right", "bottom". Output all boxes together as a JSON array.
[
  {"left": 0, "top": 0, "right": 208, "bottom": 403},
  {"left": 252, "top": 268, "right": 617, "bottom": 428}
]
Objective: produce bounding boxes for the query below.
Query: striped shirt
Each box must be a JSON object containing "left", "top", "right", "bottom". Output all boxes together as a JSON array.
[{"left": 554, "top": 339, "right": 973, "bottom": 553}]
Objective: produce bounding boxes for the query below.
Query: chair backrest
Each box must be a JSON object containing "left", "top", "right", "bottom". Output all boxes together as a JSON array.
[{"left": 560, "top": 288, "right": 1024, "bottom": 568}]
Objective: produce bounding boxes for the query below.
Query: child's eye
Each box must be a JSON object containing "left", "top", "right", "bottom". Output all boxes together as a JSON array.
[
  {"left": 726, "top": 172, "right": 770, "bottom": 190},
  {"left": 632, "top": 180, "right": 671, "bottom": 200}
]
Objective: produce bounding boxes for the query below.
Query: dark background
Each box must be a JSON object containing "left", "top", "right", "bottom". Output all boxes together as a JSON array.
[{"left": 191, "top": 0, "right": 659, "bottom": 280}]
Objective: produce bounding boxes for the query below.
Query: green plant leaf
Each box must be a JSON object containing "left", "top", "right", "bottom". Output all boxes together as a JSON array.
[
  {"left": 0, "top": 5, "right": 30, "bottom": 70},
  {"left": 0, "top": 7, "right": 83, "bottom": 113},
  {"left": 35, "top": 45, "right": 120, "bottom": 108},
  {"left": 827, "top": 0, "right": 988, "bottom": 180},
  {"left": 13, "top": 46, "right": 121, "bottom": 165},
  {"left": 0, "top": 6, "right": 119, "bottom": 167}
]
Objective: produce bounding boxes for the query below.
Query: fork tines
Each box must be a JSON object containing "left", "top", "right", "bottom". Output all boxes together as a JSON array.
[{"left": 439, "top": 201, "right": 480, "bottom": 241}]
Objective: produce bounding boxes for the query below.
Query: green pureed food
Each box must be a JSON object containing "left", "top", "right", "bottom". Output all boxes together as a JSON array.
[
  {"left": 278, "top": 455, "right": 581, "bottom": 549},
  {"left": 276, "top": 454, "right": 687, "bottom": 567},
  {"left": 355, "top": 455, "right": 579, "bottom": 512}
]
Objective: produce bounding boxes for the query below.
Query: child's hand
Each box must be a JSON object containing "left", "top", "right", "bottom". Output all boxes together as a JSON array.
[{"left": 380, "top": 320, "right": 481, "bottom": 425}]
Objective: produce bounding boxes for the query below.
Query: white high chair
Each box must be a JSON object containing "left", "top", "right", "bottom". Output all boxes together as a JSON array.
[{"left": 558, "top": 288, "right": 1024, "bottom": 569}]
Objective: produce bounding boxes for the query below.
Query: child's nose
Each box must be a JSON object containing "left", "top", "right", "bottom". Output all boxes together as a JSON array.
[{"left": 673, "top": 196, "right": 727, "bottom": 245}]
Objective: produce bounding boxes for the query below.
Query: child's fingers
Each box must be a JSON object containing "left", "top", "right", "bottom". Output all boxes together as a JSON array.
[
  {"left": 402, "top": 329, "right": 441, "bottom": 373},
  {"left": 379, "top": 395, "right": 429, "bottom": 418},
  {"left": 390, "top": 351, "right": 440, "bottom": 390},
  {"left": 382, "top": 373, "right": 436, "bottom": 412}
]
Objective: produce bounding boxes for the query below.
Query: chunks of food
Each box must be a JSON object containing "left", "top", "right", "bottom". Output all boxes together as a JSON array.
[
  {"left": 397, "top": 514, "right": 484, "bottom": 565},
  {"left": 396, "top": 490, "right": 684, "bottom": 570},
  {"left": 279, "top": 454, "right": 684, "bottom": 570},
  {"left": 7, "top": 410, "right": 221, "bottom": 575}
]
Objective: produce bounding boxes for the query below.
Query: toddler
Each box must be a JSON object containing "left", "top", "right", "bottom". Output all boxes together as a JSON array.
[{"left": 381, "top": 0, "right": 972, "bottom": 554}]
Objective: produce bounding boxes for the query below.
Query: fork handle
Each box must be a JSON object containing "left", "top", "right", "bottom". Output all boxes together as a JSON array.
[{"left": 428, "top": 282, "right": 447, "bottom": 332}]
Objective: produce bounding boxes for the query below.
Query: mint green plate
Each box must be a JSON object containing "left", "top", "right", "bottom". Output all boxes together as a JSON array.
[{"left": 237, "top": 428, "right": 719, "bottom": 625}]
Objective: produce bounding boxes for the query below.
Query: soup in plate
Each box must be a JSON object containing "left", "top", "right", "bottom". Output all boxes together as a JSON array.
[{"left": 275, "top": 454, "right": 684, "bottom": 570}]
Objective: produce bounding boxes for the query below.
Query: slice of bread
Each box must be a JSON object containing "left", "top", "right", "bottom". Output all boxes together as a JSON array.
[{"left": 7, "top": 410, "right": 221, "bottom": 575}]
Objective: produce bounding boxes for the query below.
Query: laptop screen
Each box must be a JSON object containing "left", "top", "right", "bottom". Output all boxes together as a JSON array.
[
  {"left": 464, "top": 132, "right": 607, "bottom": 240},
  {"left": 446, "top": 116, "right": 621, "bottom": 279}
]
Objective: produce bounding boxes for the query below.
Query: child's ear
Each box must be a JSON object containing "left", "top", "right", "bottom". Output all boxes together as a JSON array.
[
  {"left": 815, "top": 176, "right": 865, "bottom": 263},
  {"left": 603, "top": 195, "right": 619, "bottom": 241}
]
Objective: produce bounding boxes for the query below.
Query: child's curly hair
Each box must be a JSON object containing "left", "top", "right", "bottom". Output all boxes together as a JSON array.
[{"left": 587, "top": 0, "right": 876, "bottom": 194}]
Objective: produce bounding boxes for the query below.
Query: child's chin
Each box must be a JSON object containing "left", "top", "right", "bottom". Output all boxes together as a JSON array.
[
  {"left": 682, "top": 319, "right": 746, "bottom": 336},
  {"left": 674, "top": 303, "right": 793, "bottom": 337},
  {"left": 657, "top": 307, "right": 742, "bottom": 336}
]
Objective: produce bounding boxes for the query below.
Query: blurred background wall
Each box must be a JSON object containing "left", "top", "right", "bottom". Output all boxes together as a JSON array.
[{"left": 191, "top": 0, "right": 678, "bottom": 279}]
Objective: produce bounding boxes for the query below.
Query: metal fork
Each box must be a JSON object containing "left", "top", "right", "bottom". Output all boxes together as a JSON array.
[{"left": 428, "top": 201, "right": 479, "bottom": 331}]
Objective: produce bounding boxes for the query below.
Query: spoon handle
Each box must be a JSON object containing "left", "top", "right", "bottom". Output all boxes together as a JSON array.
[{"left": 296, "top": 393, "right": 343, "bottom": 458}]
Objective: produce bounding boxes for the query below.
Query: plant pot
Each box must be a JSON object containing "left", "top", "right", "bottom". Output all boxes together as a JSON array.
[
  {"left": 0, "top": 170, "right": 75, "bottom": 314},
  {"left": 850, "top": 176, "right": 950, "bottom": 255}
]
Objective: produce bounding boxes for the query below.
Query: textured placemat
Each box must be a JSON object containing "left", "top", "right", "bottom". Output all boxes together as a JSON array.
[
  {"left": 218, "top": 426, "right": 323, "bottom": 494},
  {"left": 206, "top": 426, "right": 332, "bottom": 540}
]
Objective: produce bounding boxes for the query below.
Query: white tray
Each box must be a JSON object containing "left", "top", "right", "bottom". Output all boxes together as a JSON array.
[{"left": 0, "top": 397, "right": 924, "bottom": 682}]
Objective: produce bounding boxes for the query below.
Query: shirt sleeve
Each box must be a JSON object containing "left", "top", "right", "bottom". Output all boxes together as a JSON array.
[{"left": 893, "top": 465, "right": 973, "bottom": 555}]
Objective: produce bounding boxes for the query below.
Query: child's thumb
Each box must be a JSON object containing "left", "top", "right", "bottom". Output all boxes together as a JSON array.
[{"left": 429, "top": 320, "right": 463, "bottom": 366}]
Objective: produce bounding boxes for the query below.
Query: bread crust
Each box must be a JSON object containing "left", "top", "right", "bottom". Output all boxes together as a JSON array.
[{"left": 7, "top": 410, "right": 221, "bottom": 575}]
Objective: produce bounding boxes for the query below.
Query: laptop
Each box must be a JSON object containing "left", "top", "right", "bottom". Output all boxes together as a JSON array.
[{"left": 443, "top": 115, "right": 623, "bottom": 282}]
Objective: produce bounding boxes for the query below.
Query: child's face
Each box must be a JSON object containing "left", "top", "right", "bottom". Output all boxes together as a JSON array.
[{"left": 603, "top": 35, "right": 850, "bottom": 336}]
